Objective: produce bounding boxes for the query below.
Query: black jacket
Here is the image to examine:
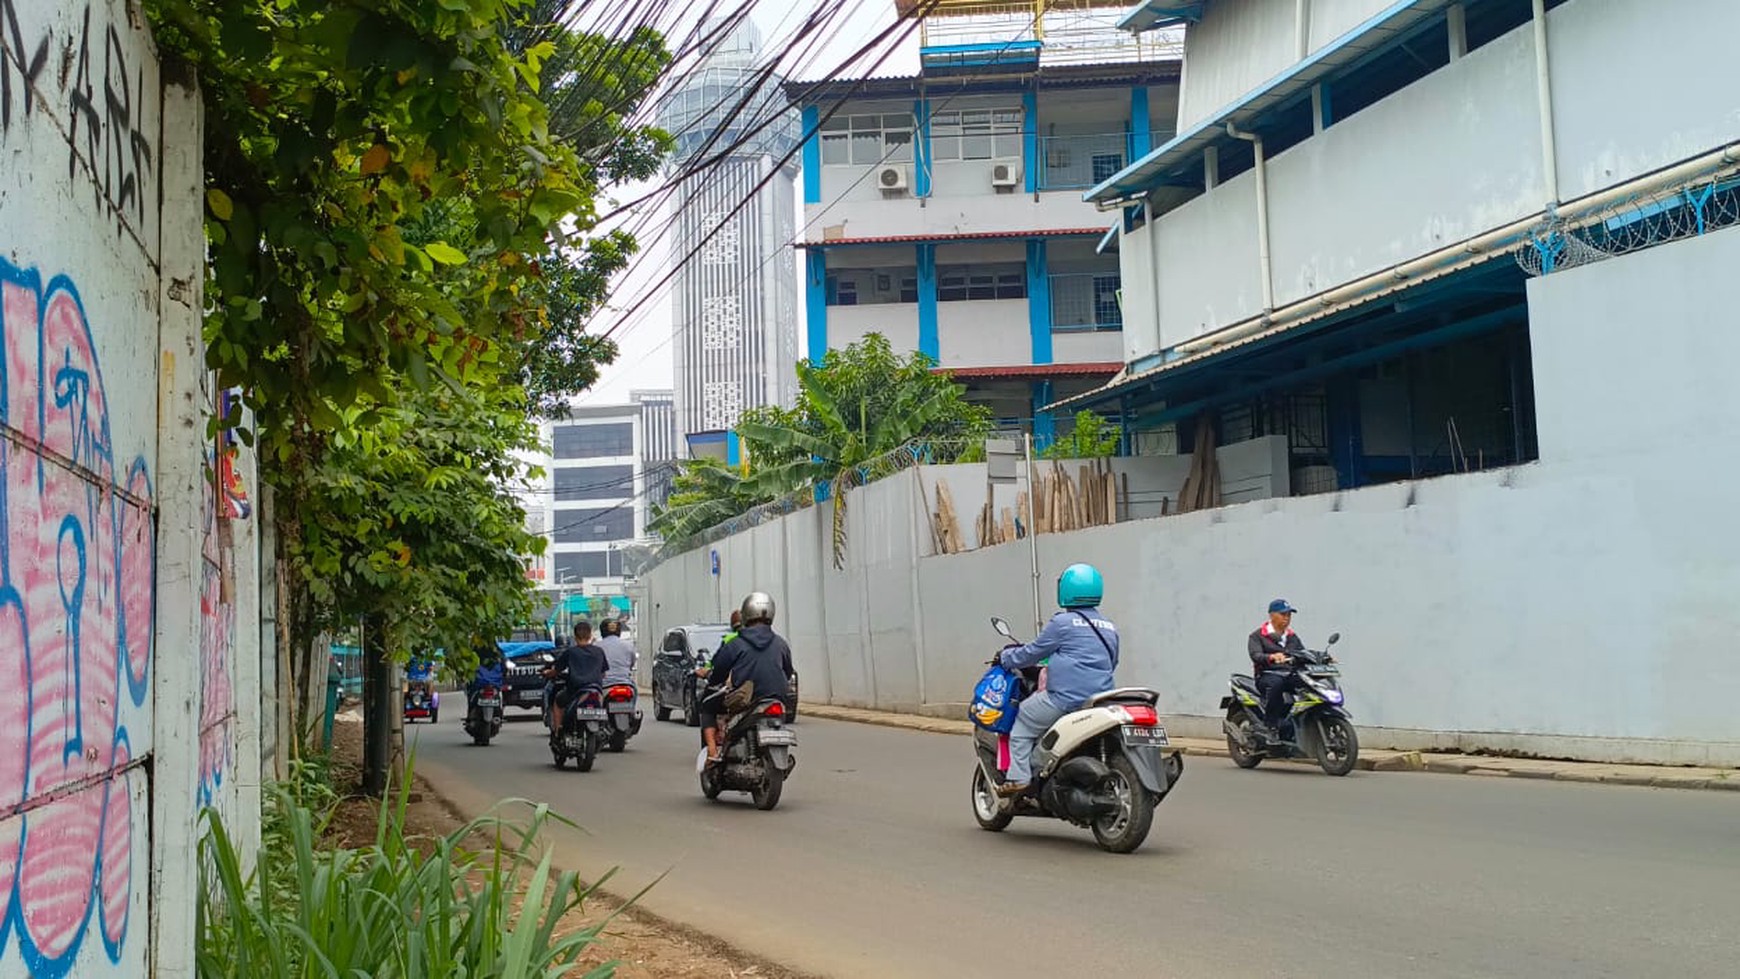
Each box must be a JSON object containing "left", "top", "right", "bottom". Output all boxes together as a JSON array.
[
  {"left": 705, "top": 624, "right": 792, "bottom": 703},
  {"left": 554, "top": 642, "right": 607, "bottom": 690},
  {"left": 1248, "top": 626, "right": 1304, "bottom": 674}
]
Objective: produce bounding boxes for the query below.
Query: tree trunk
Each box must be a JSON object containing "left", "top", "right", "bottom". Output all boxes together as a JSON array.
[{"left": 360, "top": 612, "right": 395, "bottom": 797}]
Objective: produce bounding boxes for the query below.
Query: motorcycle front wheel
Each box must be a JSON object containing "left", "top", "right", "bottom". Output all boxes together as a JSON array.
[
  {"left": 970, "top": 766, "right": 1014, "bottom": 832},
  {"left": 1091, "top": 755, "right": 1156, "bottom": 854},
  {"left": 1316, "top": 715, "right": 1359, "bottom": 776}
]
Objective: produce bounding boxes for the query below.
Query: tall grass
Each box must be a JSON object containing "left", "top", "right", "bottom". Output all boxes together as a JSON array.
[{"left": 197, "top": 757, "right": 627, "bottom": 978}]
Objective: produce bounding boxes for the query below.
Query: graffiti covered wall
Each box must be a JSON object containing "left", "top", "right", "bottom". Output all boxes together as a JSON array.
[{"left": 1, "top": 0, "right": 258, "bottom": 975}]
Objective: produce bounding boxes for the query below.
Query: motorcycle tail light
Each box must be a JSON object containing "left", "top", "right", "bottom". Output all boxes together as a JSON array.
[
  {"left": 763, "top": 702, "right": 785, "bottom": 717},
  {"left": 1121, "top": 705, "right": 1159, "bottom": 726},
  {"left": 483, "top": 686, "right": 499, "bottom": 697},
  {"left": 607, "top": 686, "right": 635, "bottom": 702}
]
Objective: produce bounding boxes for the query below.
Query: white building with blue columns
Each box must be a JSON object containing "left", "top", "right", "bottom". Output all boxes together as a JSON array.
[{"left": 785, "top": 0, "right": 1181, "bottom": 444}]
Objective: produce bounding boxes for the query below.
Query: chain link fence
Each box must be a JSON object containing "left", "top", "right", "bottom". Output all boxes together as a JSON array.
[{"left": 1517, "top": 170, "right": 1740, "bottom": 276}]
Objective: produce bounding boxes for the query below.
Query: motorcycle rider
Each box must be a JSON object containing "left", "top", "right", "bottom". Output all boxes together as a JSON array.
[
  {"left": 544, "top": 620, "right": 607, "bottom": 736},
  {"left": 466, "top": 638, "right": 505, "bottom": 699},
  {"left": 1249, "top": 599, "right": 1307, "bottom": 740},
  {"left": 598, "top": 617, "right": 637, "bottom": 687},
  {"left": 994, "top": 563, "right": 1120, "bottom": 797},
  {"left": 698, "top": 593, "right": 793, "bottom": 764}
]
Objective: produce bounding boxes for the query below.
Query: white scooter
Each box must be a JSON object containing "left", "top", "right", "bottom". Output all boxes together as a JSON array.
[{"left": 969, "top": 617, "right": 1184, "bottom": 854}]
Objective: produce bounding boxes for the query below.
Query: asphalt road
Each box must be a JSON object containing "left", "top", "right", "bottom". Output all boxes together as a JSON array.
[{"left": 414, "top": 709, "right": 1738, "bottom": 979}]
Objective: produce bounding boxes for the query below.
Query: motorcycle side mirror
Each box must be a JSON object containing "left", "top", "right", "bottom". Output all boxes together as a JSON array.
[
  {"left": 1326, "top": 633, "right": 1341, "bottom": 646},
  {"left": 991, "top": 617, "right": 1013, "bottom": 639}
]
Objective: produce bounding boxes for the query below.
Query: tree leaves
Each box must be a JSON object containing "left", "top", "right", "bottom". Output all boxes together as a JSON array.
[{"left": 424, "top": 242, "right": 468, "bottom": 265}]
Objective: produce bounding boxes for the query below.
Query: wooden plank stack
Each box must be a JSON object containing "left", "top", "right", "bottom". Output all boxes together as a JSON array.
[{"left": 931, "top": 460, "right": 1123, "bottom": 553}]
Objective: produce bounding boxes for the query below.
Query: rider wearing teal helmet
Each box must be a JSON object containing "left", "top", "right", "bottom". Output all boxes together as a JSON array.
[{"left": 995, "top": 562, "right": 1121, "bottom": 795}]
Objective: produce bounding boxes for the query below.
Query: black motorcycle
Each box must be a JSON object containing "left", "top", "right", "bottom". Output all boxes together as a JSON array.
[
  {"left": 549, "top": 684, "right": 607, "bottom": 771},
  {"left": 463, "top": 681, "right": 504, "bottom": 746},
  {"left": 1221, "top": 633, "right": 1359, "bottom": 776},
  {"left": 699, "top": 697, "right": 796, "bottom": 811}
]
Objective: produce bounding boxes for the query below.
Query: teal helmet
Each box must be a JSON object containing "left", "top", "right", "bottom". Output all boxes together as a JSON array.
[{"left": 1057, "top": 563, "right": 1103, "bottom": 609}]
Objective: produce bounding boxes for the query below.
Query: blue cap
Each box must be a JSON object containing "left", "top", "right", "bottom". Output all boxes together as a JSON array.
[{"left": 1268, "top": 599, "right": 1297, "bottom": 614}]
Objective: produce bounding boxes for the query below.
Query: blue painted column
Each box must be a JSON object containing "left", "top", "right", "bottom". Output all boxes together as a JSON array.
[
  {"left": 726, "top": 430, "right": 742, "bottom": 468},
  {"left": 1022, "top": 90, "right": 1038, "bottom": 194},
  {"left": 801, "top": 105, "right": 822, "bottom": 204},
  {"left": 1025, "top": 238, "right": 1053, "bottom": 365},
  {"left": 913, "top": 97, "right": 932, "bottom": 198},
  {"left": 917, "top": 243, "right": 939, "bottom": 362},
  {"left": 805, "top": 249, "right": 828, "bottom": 365},
  {"left": 1129, "top": 86, "right": 1152, "bottom": 159},
  {"left": 1032, "top": 380, "right": 1056, "bottom": 451}
]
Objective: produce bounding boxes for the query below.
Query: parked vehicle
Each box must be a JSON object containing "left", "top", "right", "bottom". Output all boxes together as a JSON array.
[
  {"left": 970, "top": 617, "right": 1184, "bottom": 854},
  {"left": 549, "top": 684, "right": 607, "bottom": 771},
  {"left": 652, "top": 624, "right": 798, "bottom": 725},
  {"left": 463, "top": 666, "right": 506, "bottom": 747},
  {"left": 499, "top": 640, "right": 557, "bottom": 714},
  {"left": 699, "top": 698, "right": 796, "bottom": 811},
  {"left": 1220, "top": 632, "right": 1358, "bottom": 776},
  {"left": 604, "top": 682, "right": 643, "bottom": 751}
]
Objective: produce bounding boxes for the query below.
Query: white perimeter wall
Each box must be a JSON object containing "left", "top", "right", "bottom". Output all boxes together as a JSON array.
[{"left": 647, "top": 229, "right": 1740, "bottom": 766}]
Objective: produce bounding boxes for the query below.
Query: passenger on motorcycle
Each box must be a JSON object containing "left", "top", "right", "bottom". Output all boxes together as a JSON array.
[
  {"left": 698, "top": 593, "right": 793, "bottom": 764},
  {"left": 544, "top": 620, "right": 607, "bottom": 734},
  {"left": 1249, "top": 599, "right": 1307, "bottom": 739},
  {"left": 599, "top": 618, "right": 637, "bottom": 687},
  {"left": 994, "top": 563, "right": 1120, "bottom": 796}
]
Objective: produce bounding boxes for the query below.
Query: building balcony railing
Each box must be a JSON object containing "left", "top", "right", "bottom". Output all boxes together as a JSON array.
[
  {"left": 916, "top": 4, "right": 1183, "bottom": 70},
  {"left": 1050, "top": 272, "right": 1122, "bottom": 331},
  {"left": 1037, "top": 133, "right": 1142, "bottom": 191}
]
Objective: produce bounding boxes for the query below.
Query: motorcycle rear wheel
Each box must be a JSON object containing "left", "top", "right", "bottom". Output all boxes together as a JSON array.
[
  {"left": 1225, "top": 712, "right": 1264, "bottom": 769},
  {"left": 1317, "top": 716, "right": 1359, "bottom": 776},
  {"left": 970, "top": 766, "right": 1014, "bottom": 832},
  {"left": 607, "top": 732, "right": 628, "bottom": 753},
  {"left": 575, "top": 731, "right": 599, "bottom": 772},
  {"left": 700, "top": 766, "right": 723, "bottom": 800},
  {"left": 1091, "top": 755, "right": 1156, "bottom": 854},
  {"left": 752, "top": 766, "right": 784, "bottom": 811}
]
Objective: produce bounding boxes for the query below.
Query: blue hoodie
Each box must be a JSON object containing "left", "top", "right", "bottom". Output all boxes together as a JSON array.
[{"left": 1001, "top": 607, "right": 1119, "bottom": 711}]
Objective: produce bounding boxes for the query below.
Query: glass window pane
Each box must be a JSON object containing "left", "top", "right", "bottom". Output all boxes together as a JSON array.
[
  {"left": 961, "top": 135, "right": 993, "bottom": 160},
  {"left": 961, "top": 110, "right": 991, "bottom": 126},
  {"left": 884, "top": 130, "right": 913, "bottom": 162},
  {"left": 850, "top": 114, "right": 881, "bottom": 130},
  {"left": 932, "top": 111, "right": 959, "bottom": 127},
  {"left": 883, "top": 114, "right": 912, "bottom": 129},
  {"left": 851, "top": 132, "right": 882, "bottom": 164},
  {"left": 993, "top": 109, "right": 1023, "bottom": 126},
  {"left": 822, "top": 117, "right": 849, "bottom": 132},
  {"left": 994, "top": 134, "right": 1023, "bottom": 159},
  {"left": 933, "top": 138, "right": 960, "bottom": 161},
  {"left": 821, "top": 134, "right": 849, "bottom": 164}
]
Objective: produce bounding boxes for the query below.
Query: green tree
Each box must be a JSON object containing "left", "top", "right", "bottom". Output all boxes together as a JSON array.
[
  {"left": 649, "top": 457, "right": 769, "bottom": 544},
  {"left": 653, "top": 334, "right": 993, "bottom": 567},
  {"left": 1041, "top": 410, "right": 1123, "bottom": 460}
]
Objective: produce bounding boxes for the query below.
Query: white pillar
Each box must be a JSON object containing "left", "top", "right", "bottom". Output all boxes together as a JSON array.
[
  {"left": 1448, "top": 3, "right": 1468, "bottom": 60},
  {"left": 231, "top": 415, "right": 264, "bottom": 865},
  {"left": 150, "top": 75, "right": 208, "bottom": 979}
]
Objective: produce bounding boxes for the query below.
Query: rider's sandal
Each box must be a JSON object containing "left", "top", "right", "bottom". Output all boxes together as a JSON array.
[{"left": 995, "top": 782, "right": 1029, "bottom": 797}]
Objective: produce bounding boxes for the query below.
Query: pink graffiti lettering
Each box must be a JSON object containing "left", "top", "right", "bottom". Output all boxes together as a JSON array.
[
  {"left": 198, "top": 456, "right": 235, "bottom": 807},
  {"left": 1, "top": 258, "right": 151, "bottom": 974}
]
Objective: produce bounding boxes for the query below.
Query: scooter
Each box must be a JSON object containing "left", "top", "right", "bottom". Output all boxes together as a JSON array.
[
  {"left": 699, "top": 697, "right": 796, "bottom": 811},
  {"left": 604, "top": 683, "right": 643, "bottom": 752},
  {"left": 404, "top": 679, "right": 438, "bottom": 724},
  {"left": 549, "top": 683, "right": 606, "bottom": 771},
  {"left": 969, "top": 617, "right": 1184, "bottom": 854},
  {"left": 1220, "top": 633, "right": 1359, "bottom": 776},
  {"left": 463, "top": 662, "right": 506, "bottom": 746}
]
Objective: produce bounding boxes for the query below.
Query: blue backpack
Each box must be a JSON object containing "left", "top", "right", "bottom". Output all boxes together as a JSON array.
[{"left": 970, "top": 663, "right": 1024, "bottom": 734}]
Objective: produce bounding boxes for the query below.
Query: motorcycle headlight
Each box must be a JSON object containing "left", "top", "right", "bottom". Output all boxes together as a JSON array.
[{"left": 1324, "top": 689, "right": 1344, "bottom": 704}]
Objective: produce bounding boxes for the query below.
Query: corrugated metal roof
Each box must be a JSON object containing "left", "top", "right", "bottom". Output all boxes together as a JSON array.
[
  {"left": 781, "top": 59, "right": 1180, "bottom": 100},
  {"left": 798, "top": 228, "right": 1108, "bottom": 248},
  {"left": 1087, "top": 0, "right": 1456, "bottom": 203},
  {"left": 1118, "top": 1, "right": 1209, "bottom": 34},
  {"left": 938, "top": 362, "right": 1123, "bottom": 379}
]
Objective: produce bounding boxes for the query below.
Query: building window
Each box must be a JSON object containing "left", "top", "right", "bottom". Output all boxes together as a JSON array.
[
  {"left": 826, "top": 266, "right": 919, "bottom": 306},
  {"left": 1051, "top": 271, "right": 1122, "bottom": 331},
  {"left": 553, "top": 464, "right": 635, "bottom": 502},
  {"left": 821, "top": 113, "right": 914, "bottom": 166},
  {"left": 1090, "top": 153, "right": 1123, "bottom": 184},
  {"left": 553, "top": 422, "right": 633, "bottom": 460},
  {"left": 553, "top": 551, "right": 613, "bottom": 580},
  {"left": 932, "top": 109, "right": 1023, "bottom": 162},
  {"left": 552, "top": 506, "right": 634, "bottom": 544},
  {"left": 939, "top": 264, "right": 1026, "bottom": 301}
]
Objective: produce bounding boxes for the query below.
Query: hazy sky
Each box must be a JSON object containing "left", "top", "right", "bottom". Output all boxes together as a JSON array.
[{"left": 574, "top": 0, "right": 921, "bottom": 408}]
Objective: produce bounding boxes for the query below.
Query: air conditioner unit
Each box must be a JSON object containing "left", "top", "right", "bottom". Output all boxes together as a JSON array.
[
  {"left": 990, "top": 159, "right": 1021, "bottom": 188},
  {"left": 876, "top": 164, "right": 909, "bottom": 192}
]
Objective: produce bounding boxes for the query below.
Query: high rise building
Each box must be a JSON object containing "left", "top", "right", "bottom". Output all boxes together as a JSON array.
[{"left": 659, "top": 20, "right": 801, "bottom": 450}]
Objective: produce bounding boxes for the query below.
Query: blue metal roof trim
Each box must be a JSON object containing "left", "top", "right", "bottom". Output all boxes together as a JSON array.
[
  {"left": 1117, "top": 1, "right": 1207, "bottom": 34},
  {"left": 1087, "top": 0, "right": 1454, "bottom": 203}
]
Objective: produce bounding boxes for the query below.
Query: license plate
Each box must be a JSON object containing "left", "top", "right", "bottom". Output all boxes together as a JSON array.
[
  {"left": 607, "top": 702, "right": 636, "bottom": 713},
  {"left": 575, "top": 708, "right": 608, "bottom": 721},
  {"left": 757, "top": 729, "right": 796, "bottom": 746},
  {"left": 475, "top": 696, "right": 502, "bottom": 708},
  {"left": 1123, "top": 724, "right": 1170, "bottom": 746}
]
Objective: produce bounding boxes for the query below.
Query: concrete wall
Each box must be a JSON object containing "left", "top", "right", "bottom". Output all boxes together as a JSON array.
[
  {"left": 647, "top": 229, "right": 1740, "bottom": 768},
  {"left": 0, "top": 1, "right": 261, "bottom": 975},
  {"left": 938, "top": 300, "right": 1029, "bottom": 368},
  {"left": 1265, "top": 26, "right": 1546, "bottom": 306},
  {"left": 1547, "top": 0, "right": 1740, "bottom": 199},
  {"left": 1155, "top": 170, "right": 1265, "bottom": 348},
  {"left": 1052, "top": 329, "right": 1124, "bottom": 365},
  {"left": 829, "top": 304, "right": 920, "bottom": 353},
  {"left": 806, "top": 193, "right": 1104, "bottom": 242}
]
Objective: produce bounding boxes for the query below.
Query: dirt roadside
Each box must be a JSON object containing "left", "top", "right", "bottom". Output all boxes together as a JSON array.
[{"left": 324, "top": 714, "right": 817, "bottom": 978}]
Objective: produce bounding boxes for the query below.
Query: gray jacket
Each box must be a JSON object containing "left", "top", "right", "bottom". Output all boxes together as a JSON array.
[{"left": 599, "top": 635, "right": 637, "bottom": 686}]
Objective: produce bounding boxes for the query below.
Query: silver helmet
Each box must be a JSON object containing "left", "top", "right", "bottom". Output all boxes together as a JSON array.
[{"left": 740, "top": 591, "right": 776, "bottom": 625}]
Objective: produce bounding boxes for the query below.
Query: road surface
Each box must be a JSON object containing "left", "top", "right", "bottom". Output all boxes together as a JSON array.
[{"left": 414, "top": 710, "right": 1737, "bottom": 978}]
